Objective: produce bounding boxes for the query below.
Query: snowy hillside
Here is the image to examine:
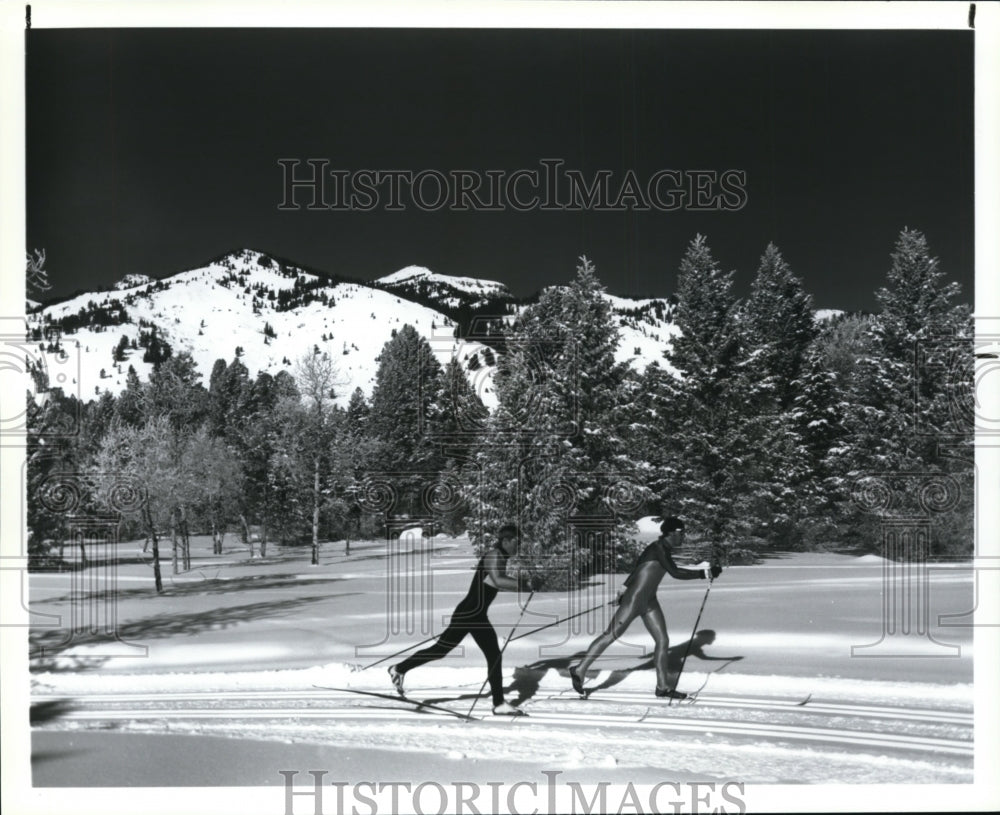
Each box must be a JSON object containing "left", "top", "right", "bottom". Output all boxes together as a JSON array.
[
  {"left": 602, "top": 292, "right": 681, "bottom": 377},
  {"left": 26, "top": 249, "right": 681, "bottom": 406}
]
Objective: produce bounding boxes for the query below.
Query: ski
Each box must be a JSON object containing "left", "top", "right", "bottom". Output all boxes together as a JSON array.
[
  {"left": 677, "top": 691, "right": 813, "bottom": 708},
  {"left": 312, "top": 684, "right": 481, "bottom": 721},
  {"left": 550, "top": 690, "right": 813, "bottom": 709},
  {"left": 635, "top": 692, "right": 812, "bottom": 722},
  {"left": 688, "top": 692, "right": 812, "bottom": 706}
]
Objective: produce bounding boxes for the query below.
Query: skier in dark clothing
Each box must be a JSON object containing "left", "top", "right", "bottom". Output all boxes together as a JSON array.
[
  {"left": 570, "top": 517, "right": 722, "bottom": 698},
  {"left": 389, "top": 524, "right": 527, "bottom": 716}
]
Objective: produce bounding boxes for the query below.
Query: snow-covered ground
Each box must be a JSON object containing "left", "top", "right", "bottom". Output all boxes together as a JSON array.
[{"left": 12, "top": 529, "right": 996, "bottom": 812}]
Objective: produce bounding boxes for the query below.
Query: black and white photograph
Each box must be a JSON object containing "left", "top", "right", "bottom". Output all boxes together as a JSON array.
[{"left": 2, "top": 2, "right": 999, "bottom": 813}]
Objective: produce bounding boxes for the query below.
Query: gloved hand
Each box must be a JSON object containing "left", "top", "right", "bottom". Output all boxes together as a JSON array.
[{"left": 699, "top": 562, "right": 723, "bottom": 580}]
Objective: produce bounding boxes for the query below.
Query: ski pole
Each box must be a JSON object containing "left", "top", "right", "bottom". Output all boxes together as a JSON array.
[
  {"left": 671, "top": 571, "right": 714, "bottom": 706},
  {"left": 359, "top": 633, "right": 442, "bottom": 672},
  {"left": 361, "top": 588, "right": 588, "bottom": 671},
  {"left": 508, "top": 599, "right": 614, "bottom": 643},
  {"left": 466, "top": 590, "right": 534, "bottom": 720}
]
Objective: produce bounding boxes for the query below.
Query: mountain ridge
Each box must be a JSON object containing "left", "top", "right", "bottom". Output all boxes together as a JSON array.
[{"left": 27, "top": 248, "right": 681, "bottom": 408}]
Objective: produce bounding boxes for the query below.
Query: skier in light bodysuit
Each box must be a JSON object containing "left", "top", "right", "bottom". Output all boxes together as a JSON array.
[
  {"left": 390, "top": 524, "right": 527, "bottom": 715},
  {"left": 570, "top": 517, "right": 721, "bottom": 698}
]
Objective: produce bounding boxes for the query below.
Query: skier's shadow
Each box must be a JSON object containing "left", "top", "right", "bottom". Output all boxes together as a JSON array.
[
  {"left": 505, "top": 652, "right": 588, "bottom": 705},
  {"left": 588, "top": 629, "right": 743, "bottom": 694},
  {"left": 505, "top": 629, "right": 743, "bottom": 702}
]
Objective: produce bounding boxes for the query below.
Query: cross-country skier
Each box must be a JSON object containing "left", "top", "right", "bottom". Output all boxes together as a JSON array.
[
  {"left": 389, "top": 524, "right": 528, "bottom": 716},
  {"left": 569, "top": 517, "right": 722, "bottom": 699}
]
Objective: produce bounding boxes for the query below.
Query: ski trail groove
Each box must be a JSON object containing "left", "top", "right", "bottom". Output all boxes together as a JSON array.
[{"left": 33, "top": 685, "right": 973, "bottom": 758}]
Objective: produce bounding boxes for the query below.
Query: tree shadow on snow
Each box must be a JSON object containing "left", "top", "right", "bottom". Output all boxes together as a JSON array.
[
  {"left": 29, "top": 591, "right": 363, "bottom": 659},
  {"left": 35, "top": 574, "right": 353, "bottom": 606},
  {"left": 29, "top": 698, "right": 76, "bottom": 725},
  {"left": 319, "top": 544, "right": 461, "bottom": 567}
]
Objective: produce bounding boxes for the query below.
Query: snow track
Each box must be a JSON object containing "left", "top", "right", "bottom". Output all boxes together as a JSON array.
[
  {"left": 554, "top": 690, "right": 973, "bottom": 725},
  {"left": 34, "top": 684, "right": 973, "bottom": 762}
]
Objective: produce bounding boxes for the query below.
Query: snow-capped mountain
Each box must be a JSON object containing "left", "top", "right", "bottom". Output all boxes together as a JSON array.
[
  {"left": 114, "top": 273, "right": 156, "bottom": 291},
  {"left": 26, "top": 249, "right": 681, "bottom": 408},
  {"left": 374, "top": 265, "right": 514, "bottom": 310}
]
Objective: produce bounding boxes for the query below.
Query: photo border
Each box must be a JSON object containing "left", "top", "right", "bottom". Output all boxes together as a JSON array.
[{"left": 2, "top": 2, "right": 997, "bottom": 813}]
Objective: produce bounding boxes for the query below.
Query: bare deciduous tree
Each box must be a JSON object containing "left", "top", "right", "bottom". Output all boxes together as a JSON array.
[
  {"left": 291, "top": 351, "right": 346, "bottom": 565},
  {"left": 27, "top": 248, "right": 52, "bottom": 294}
]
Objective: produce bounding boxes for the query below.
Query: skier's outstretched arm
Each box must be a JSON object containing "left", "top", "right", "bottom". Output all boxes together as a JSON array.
[
  {"left": 483, "top": 550, "right": 520, "bottom": 591},
  {"left": 663, "top": 553, "right": 723, "bottom": 581}
]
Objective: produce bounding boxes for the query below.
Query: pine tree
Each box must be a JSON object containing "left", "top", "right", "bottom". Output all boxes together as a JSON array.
[
  {"left": 113, "top": 334, "right": 129, "bottom": 363},
  {"left": 344, "top": 387, "right": 371, "bottom": 437},
  {"left": 141, "top": 327, "right": 172, "bottom": 367},
  {"left": 670, "top": 235, "right": 741, "bottom": 384},
  {"left": 656, "top": 235, "right": 745, "bottom": 556},
  {"left": 114, "top": 365, "right": 145, "bottom": 427},
  {"left": 742, "top": 243, "right": 817, "bottom": 409},
  {"left": 238, "top": 370, "right": 300, "bottom": 556},
  {"left": 431, "top": 358, "right": 489, "bottom": 535},
  {"left": 787, "top": 343, "right": 852, "bottom": 542},
  {"left": 840, "top": 228, "right": 973, "bottom": 553},
  {"left": 367, "top": 324, "right": 444, "bottom": 516},
  {"left": 332, "top": 387, "right": 380, "bottom": 549},
  {"left": 436, "top": 357, "right": 489, "bottom": 460},
  {"left": 26, "top": 388, "right": 85, "bottom": 569},
  {"left": 847, "top": 229, "right": 969, "bottom": 471},
  {"left": 471, "top": 257, "right": 643, "bottom": 586},
  {"left": 208, "top": 357, "right": 253, "bottom": 441},
  {"left": 728, "top": 244, "right": 820, "bottom": 548},
  {"left": 144, "top": 352, "right": 208, "bottom": 431},
  {"left": 470, "top": 402, "right": 529, "bottom": 526},
  {"left": 621, "top": 363, "right": 676, "bottom": 505}
]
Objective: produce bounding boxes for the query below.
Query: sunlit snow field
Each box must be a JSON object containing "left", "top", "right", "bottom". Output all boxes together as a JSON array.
[{"left": 28, "top": 527, "right": 975, "bottom": 786}]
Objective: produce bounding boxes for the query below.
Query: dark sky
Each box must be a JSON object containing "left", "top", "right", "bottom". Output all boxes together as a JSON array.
[{"left": 26, "top": 28, "right": 973, "bottom": 311}]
